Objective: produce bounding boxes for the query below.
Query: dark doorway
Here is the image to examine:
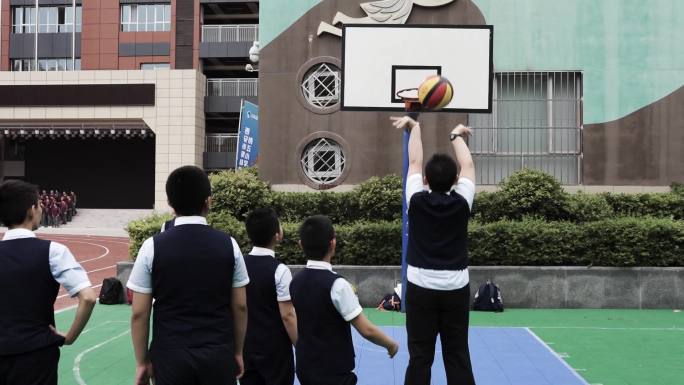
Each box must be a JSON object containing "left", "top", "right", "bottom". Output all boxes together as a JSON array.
[{"left": 23, "top": 137, "right": 155, "bottom": 209}]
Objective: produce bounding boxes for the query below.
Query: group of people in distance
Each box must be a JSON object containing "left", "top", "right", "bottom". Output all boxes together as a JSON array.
[
  {"left": 0, "top": 116, "right": 477, "bottom": 385},
  {"left": 39, "top": 190, "right": 78, "bottom": 227}
]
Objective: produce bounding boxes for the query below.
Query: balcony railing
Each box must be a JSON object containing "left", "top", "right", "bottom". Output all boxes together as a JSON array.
[
  {"left": 201, "top": 24, "right": 258, "bottom": 43},
  {"left": 207, "top": 78, "right": 258, "bottom": 97},
  {"left": 206, "top": 133, "right": 238, "bottom": 154}
]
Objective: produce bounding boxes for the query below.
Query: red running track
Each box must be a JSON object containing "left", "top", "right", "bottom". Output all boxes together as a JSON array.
[{"left": 29, "top": 235, "right": 131, "bottom": 311}]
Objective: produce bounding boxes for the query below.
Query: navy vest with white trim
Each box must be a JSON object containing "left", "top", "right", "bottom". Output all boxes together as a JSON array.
[
  {"left": 0, "top": 238, "right": 64, "bottom": 355},
  {"left": 408, "top": 190, "right": 470, "bottom": 270},
  {"left": 290, "top": 268, "right": 355, "bottom": 375},
  {"left": 244, "top": 253, "right": 291, "bottom": 355},
  {"left": 151, "top": 224, "right": 235, "bottom": 349}
]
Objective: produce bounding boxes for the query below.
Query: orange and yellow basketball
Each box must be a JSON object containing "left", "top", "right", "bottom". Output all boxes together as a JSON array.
[{"left": 418, "top": 75, "right": 454, "bottom": 110}]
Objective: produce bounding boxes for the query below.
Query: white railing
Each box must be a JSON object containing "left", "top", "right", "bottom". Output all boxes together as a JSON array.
[
  {"left": 207, "top": 78, "right": 258, "bottom": 97},
  {"left": 201, "top": 24, "right": 258, "bottom": 43},
  {"left": 206, "top": 134, "right": 238, "bottom": 153}
]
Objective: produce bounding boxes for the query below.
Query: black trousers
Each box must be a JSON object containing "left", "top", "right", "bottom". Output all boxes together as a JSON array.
[
  {"left": 241, "top": 349, "right": 295, "bottom": 385},
  {"left": 296, "top": 370, "right": 357, "bottom": 385},
  {"left": 150, "top": 347, "right": 237, "bottom": 385},
  {"left": 404, "top": 282, "right": 476, "bottom": 385},
  {"left": 0, "top": 346, "right": 60, "bottom": 385}
]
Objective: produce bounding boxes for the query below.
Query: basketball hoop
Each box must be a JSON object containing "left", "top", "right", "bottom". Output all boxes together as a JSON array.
[{"left": 396, "top": 88, "right": 422, "bottom": 113}]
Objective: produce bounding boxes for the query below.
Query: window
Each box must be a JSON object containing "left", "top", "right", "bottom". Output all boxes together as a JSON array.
[
  {"left": 301, "top": 63, "right": 341, "bottom": 108},
  {"left": 121, "top": 4, "right": 171, "bottom": 32},
  {"left": 468, "top": 72, "right": 582, "bottom": 185},
  {"left": 11, "top": 58, "right": 81, "bottom": 72},
  {"left": 12, "top": 5, "right": 81, "bottom": 34},
  {"left": 141, "top": 63, "right": 170, "bottom": 70},
  {"left": 301, "top": 138, "right": 346, "bottom": 185}
]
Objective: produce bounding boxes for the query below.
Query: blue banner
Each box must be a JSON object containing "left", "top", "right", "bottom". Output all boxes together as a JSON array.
[{"left": 235, "top": 100, "right": 259, "bottom": 169}]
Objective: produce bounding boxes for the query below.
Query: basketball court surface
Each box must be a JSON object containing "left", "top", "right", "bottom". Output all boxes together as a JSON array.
[{"left": 55, "top": 305, "right": 683, "bottom": 385}]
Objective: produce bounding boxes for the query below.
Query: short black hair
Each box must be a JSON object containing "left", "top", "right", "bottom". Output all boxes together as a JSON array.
[
  {"left": 0, "top": 180, "right": 39, "bottom": 227},
  {"left": 425, "top": 153, "right": 458, "bottom": 193},
  {"left": 166, "top": 166, "right": 212, "bottom": 216},
  {"left": 245, "top": 208, "right": 280, "bottom": 247},
  {"left": 299, "top": 215, "right": 335, "bottom": 260}
]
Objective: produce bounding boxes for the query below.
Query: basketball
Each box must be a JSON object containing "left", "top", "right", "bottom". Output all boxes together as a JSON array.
[{"left": 418, "top": 75, "right": 454, "bottom": 110}]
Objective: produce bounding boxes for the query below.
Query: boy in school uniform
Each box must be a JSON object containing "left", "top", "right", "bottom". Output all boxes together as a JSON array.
[
  {"left": 127, "top": 166, "right": 250, "bottom": 385},
  {"left": 0, "top": 180, "right": 97, "bottom": 385},
  {"left": 241, "top": 208, "right": 297, "bottom": 385},
  {"left": 290, "top": 215, "right": 399, "bottom": 385}
]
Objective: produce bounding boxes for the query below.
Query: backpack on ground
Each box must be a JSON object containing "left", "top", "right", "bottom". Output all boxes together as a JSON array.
[
  {"left": 473, "top": 280, "right": 503, "bottom": 312},
  {"left": 99, "top": 278, "right": 123, "bottom": 305},
  {"left": 377, "top": 282, "right": 402, "bottom": 312}
]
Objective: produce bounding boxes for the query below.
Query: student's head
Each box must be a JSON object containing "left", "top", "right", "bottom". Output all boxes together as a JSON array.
[
  {"left": 424, "top": 153, "right": 458, "bottom": 193},
  {"left": 245, "top": 208, "right": 282, "bottom": 248},
  {"left": 166, "top": 166, "right": 212, "bottom": 216},
  {"left": 0, "top": 180, "right": 42, "bottom": 229},
  {"left": 299, "top": 215, "right": 336, "bottom": 261}
]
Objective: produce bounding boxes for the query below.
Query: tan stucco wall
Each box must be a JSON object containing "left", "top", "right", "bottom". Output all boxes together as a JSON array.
[{"left": 0, "top": 69, "right": 206, "bottom": 211}]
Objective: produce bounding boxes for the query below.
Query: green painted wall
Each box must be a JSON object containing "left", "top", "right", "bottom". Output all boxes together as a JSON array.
[{"left": 260, "top": 0, "right": 684, "bottom": 124}]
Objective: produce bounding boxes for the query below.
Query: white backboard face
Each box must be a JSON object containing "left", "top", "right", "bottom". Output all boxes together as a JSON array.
[{"left": 341, "top": 25, "right": 493, "bottom": 112}]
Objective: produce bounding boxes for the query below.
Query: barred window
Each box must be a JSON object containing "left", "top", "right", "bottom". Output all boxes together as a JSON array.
[
  {"left": 468, "top": 72, "right": 582, "bottom": 185},
  {"left": 300, "top": 63, "right": 341, "bottom": 108},
  {"left": 121, "top": 4, "right": 171, "bottom": 32},
  {"left": 301, "top": 138, "right": 346, "bottom": 185}
]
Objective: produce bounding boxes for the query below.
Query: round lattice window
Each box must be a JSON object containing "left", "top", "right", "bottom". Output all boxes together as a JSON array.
[
  {"left": 300, "top": 63, "right": 341, "bottom": 109},
  {"left": 300, "top": 137, "right": 346, "bottom": 185}
]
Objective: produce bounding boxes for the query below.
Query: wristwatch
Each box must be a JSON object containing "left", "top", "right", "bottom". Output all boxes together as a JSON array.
[{"left": 449, "top": 133, "right": 463, "bottom": 142}]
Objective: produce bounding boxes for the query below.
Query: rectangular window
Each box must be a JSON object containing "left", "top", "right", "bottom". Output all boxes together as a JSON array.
[
  {"left": 12, "top": 5, "right": 81, "bottom": 34},
  {"left": 468, "top": 72, "right": 583, "bottom": 185},
  {"left": 140, "top": 63, "right": 170, "bottom": 70},
  {"left": 121, "top": 4, "right": 171, "bottom": 32},
  {"left": 11, "top": 58, "right": 81, "bottom": 72}
]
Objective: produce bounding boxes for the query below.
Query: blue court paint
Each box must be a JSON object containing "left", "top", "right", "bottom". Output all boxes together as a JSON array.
[{"left": 294, "top": 327, "right": 589, "bottom": 385}]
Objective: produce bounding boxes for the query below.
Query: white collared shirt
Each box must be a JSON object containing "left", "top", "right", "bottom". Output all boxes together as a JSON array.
[
  {"left": 405, "top": 173, "right": 475, "bottom": 291},
  {"left": 127, "top": 216, "right": 250, "bottom": 294},
  {"left": 2, "top": 228, "right": 91, "bottom": 297},
  {"left": 249, "top": 246, "right": 293, "bottom": 301},
  {"left": 305, "top": 260, "right": 363, "bottom": 322}
]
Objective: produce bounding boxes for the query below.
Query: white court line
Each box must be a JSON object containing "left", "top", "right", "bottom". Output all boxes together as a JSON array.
[
  {"left": 85, "top": 265, "right": 116, "bottom": 274},
  {"left": 54, "top": 304, "right": 78, "bottom": 314},
  {"left": 79, "top": 321, "right": 128, "bottom": 336},
  {"left": 471, "top": 325, "right": 684, "bottom": 332},
  {"left": 56, "top": 284, "right": 103, "bottom": 299},
  {"left": 525, "top": 327, "right": 591, "bottom": 385},
  {"left": 73, "top": 329, "right": 130, "bottom": 385},
  {"left": 50, "top": 240, "right": 110, "bottom": 263}
]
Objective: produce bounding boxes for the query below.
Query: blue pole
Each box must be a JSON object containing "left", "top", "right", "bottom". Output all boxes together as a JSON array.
[{"left": 401, "top": 128, "right": 409, "bottom": 312}]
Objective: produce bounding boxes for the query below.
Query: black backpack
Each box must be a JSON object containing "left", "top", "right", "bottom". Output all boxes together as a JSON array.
[
  {"left": 473, "top": 280, "right": 504, "bottom": 312},
  {"left": 99, "top": 278, "right": 123, "bottom": 305}
]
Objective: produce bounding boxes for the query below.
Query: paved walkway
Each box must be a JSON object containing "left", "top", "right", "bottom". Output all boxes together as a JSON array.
[{"left": 1, "top": 209, "right": 154, "bottom": 237}]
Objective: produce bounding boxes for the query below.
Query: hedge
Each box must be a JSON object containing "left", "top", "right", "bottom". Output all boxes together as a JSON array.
[
  {"left": 208, "top": 168, "right": 683, "bottom": 224},
  {"left": 126, "top": 214, "right": 684, "bottom": 267}
]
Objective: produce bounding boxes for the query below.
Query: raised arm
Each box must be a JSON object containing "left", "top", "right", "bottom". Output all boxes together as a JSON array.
[
  {"left": 450, "top": 124, "right": 475, "bottom": 183},
  {"left": 391, "top": 116, "right": 423, "bottom": 176}
]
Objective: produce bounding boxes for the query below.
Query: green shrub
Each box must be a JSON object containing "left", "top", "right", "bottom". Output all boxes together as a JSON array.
[
  {"left": 603, "top": 193, "right": 684, "bottom": 220},
  {"left": 209, "top": 168, "right": 271, "bottom": 220},
  {"left": 497, "top": 169, "right": 569, "bottom": 220},
  {"left": 353, "top": 175, "right": 403, "bottom": 222},
  {"left": 271, "top": 191, "right": 357, "bottom": 224},
  {"left": 472, "top": 191, "right": 506, "bottom": 222},
  {"left": 671, "top": 182, "right": 684, "bottom": 195},
  {"left": 566, "top": 192, "right": 614, "bottom": 222},
  {"left": 125, "top": 212, "right": 172, "bottom": 260}
]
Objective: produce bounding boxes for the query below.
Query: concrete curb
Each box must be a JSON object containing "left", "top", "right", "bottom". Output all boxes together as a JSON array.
[{"left": 116, "top": 263, "right": 684, "bottom": 309}]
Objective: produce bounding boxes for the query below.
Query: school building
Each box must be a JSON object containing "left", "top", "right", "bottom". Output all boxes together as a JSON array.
[
  {"left": 0, "top": 0, "right": 682, "bottom": 210},
  {"left": 259, "top": 0, "right": 684, "bottom": 192},
  {"left": 0, "top": 0, "right": 258, "bottom": 209}
]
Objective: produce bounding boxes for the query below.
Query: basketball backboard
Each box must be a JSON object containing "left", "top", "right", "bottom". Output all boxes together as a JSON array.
[{"left": 341, "top": 25, "right": 493, "bottom": 112}]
